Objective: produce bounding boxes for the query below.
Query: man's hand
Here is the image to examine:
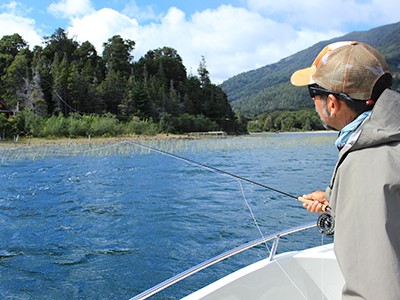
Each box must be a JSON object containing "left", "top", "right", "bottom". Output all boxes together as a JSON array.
[{"left": 298, "top": 191, "right": 330, "bottom": 213}]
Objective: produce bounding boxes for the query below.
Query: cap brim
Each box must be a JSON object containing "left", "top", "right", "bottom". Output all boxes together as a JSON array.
[{"left": 290, "top": 66, "right": 316, "bottom": 86}]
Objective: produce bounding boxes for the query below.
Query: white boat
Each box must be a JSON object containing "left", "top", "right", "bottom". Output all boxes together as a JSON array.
[{"left": 130, "top": 222, "right": 344, "bottom": 300}]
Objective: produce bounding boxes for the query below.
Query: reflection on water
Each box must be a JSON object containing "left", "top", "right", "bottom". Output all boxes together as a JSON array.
[{"left": 0, "top": 132, "right": 337, "bottom": 299}]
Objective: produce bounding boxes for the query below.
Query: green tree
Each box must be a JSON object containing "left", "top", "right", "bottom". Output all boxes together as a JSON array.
[
  {"left": 119, "top": 76, "right": 152, "bottom": 118},
  {"left": 97, "top": 70, "right": 126, "bottom": 115},
  {"left": 51, "top": 52, "right": 70, "bottom": 115},
  {"left": 183, "top": 75, "right": 202, "bottom": 114},
  {"left": 235, "top": 111, "right": 248, "bottom": 133},
  {"left": 67, "top": 61, "right": 86, "bottom": 113},
  {"left": 41, "top": 28, "right": 79, "bottom": 115},
  {"left": 133, "top": 47, "right": 187, "bottom": 117},
  {"left": 73, "top": 41, "right": 104, "bottom": 113},
  {"left": 99, "top": 35, "right": 135, "bottom": 115},
  {"left": 74, "top": 41, "right": 100, "bottom": 73},
  {"left": 135, "top": 47, "right": 186, "bottom": 88},
  {"left": 43, "top": 28, "right": 78, "bottom": 62},
  {"left": 198, "top": 56, "right": 210, "bottom": 88},
  {"left": 0, "top": 33, "right": 28, "bottom": 57},
  {"left": 0, "top": 34, "right": 29, "bottom": 99},
  {"left": 195, "top": 57, "right": 238, "bottom": 132},
  {"left": 32, "top": 46, "right": 53, "bottom": 114},
  {"left": 131, "top": 80, "right": 151, "bottom": 118},
  {"left": 102, "top": 35, "right": 135, "bottom": 78},
  {"left": 30, "top": 68, "right": 47, "bottom": 116}
]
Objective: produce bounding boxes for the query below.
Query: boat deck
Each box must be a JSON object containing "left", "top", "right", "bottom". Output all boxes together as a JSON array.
[{"left": 183, "top": 243, "right": 343, "bottom": 300}]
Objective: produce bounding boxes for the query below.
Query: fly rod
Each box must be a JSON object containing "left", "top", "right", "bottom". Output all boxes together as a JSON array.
[{"left": 124, "top": 140, "right": 330, "bottom": 212}]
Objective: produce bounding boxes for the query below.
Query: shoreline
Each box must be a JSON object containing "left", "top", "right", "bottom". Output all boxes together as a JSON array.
[
  {"left": 0, "top": 131, "right": 335, "bottom": 148},
  {"left": 0, "top": 133, "right": 227, "bottom": 148}
]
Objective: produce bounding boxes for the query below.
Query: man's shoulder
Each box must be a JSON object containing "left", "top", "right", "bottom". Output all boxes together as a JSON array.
[{"left": 381, "top": 88, "right": 400, "bottom": 100}]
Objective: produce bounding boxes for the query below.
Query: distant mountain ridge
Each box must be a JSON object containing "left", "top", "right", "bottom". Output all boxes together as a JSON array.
[{"left": 221, "top": 21, "right": 400, "bottom": 116}]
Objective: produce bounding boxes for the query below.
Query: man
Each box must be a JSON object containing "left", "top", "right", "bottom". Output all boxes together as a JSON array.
[{"left": 291, "top": 41, "right": 400, "bottom": 299}]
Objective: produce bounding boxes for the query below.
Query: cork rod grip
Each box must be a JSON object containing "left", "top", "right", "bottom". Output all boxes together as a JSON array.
[{"left": 297, "top": 197, "right": 331, "bottom": 212}]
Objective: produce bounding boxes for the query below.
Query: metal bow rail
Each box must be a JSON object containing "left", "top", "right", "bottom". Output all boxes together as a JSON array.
[{"left": 129, "top": 222, "right": 316, "bottom": 300}]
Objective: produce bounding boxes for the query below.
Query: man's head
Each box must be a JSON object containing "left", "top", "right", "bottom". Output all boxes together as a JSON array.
[{"left": 291, "top": 41, "right": 393, "bottom": 130}]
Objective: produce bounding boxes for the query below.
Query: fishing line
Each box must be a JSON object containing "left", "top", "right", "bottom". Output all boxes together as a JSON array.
[
  {"left": 237, "top": 178, "right": 308, "bottom": 299},
  {"left": 123, "top": 140, "right": 299, "bottom": 200},
  {"left": 237, "top": 179, "right": 270, "bottom": 252},
  {"left": 127, "top": 139, "right": 311, "bottom": 299},
  {"left": 321, "top": 234, "right": 325, "bottom": 300}
]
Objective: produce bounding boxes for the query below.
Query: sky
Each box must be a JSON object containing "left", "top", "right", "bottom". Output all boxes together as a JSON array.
[{"left": 0, "top": 0, "right": 399, "bottom": 83}]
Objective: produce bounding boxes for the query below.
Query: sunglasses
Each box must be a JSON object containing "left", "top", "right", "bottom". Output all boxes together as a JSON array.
[{"left": 308, "top": 85, "right": 354, "bottom": 102}]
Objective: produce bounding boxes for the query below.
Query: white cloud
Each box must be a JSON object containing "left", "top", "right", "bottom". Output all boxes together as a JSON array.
[
  {"left": 0, "top": 1, "right": 43, "bottom": 48},
  {"left": 67, "top": 4, "right": 342, "bottom": 83},
  {"left": 1, "top": 0, "right": 31, "bottom": 16},
  {"left": 67, "top": 8, "right": 139, "bottom": 53},
  {"left": 246, "top": 0, "right": 400, "bottom": 30},
  {"left": 48, "top": 0, "right": 94, "bottom": 19}
]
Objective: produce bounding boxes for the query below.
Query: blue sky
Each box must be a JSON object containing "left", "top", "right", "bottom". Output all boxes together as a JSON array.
[{"left": 0, "top": 0, "right": 398, "bottom": 83}]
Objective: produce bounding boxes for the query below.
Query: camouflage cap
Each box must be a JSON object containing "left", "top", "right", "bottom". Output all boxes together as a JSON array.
[{"left": 290, "top": 41, "right": 392, "bottom": 100}]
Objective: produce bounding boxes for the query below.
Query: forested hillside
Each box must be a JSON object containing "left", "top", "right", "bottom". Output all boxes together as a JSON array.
[
  {"left": 0, "top": 28, "right": 242, "bottom": 138},
  {"left": 221, "top": 21, "right": 400, "bottom": 116}
]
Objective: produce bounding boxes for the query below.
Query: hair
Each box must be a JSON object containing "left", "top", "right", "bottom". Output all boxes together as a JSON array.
[
  {"left": 320, "top": 73, "right": 393, "bottom": 115},
  {"left": 370, "top": 73, "right": 393, "bottom": 101}
]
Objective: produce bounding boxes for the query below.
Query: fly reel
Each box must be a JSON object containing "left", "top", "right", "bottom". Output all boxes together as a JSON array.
[{"left": 317, "top": 212, "right": 335, "bottom": 235}]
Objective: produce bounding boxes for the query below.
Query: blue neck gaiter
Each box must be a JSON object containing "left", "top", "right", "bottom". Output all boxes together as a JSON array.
[{"left": 335, "top": 110, "right": 372, "bottom": 150}]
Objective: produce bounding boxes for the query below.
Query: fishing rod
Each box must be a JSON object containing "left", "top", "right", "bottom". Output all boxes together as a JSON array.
[
  {"left": 126, "top": 140, "right": 297, "bottom": 197},
  {"left": 126, "top": 140, "right": 335, "bottom": 235},
  {"left": 124, "top": 140, "right": 331, "bottom": 215}
]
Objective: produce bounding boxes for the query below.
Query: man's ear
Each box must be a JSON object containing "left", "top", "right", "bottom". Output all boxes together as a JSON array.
[{"left": 327, "top": 94, "right": 340, "bottom": 118}]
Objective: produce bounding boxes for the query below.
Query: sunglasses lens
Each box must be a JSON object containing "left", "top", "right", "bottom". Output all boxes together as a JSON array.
[{"left": 308, "top": 86, "right": 317, "bottom": 98}]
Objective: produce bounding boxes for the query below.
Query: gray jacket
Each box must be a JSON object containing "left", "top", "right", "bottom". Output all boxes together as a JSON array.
[{"left": 327, "top": 89, "right": 400, "bottom": 299}]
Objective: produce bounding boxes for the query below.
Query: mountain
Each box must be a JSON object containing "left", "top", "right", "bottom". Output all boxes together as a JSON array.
[{"left": 221, "top": 21, "right": 400, "bottom": 116}]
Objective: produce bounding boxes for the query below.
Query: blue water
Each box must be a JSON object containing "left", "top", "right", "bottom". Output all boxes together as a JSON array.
[{"left": 0, "top": 132, "right": 337, "bottom": 299}]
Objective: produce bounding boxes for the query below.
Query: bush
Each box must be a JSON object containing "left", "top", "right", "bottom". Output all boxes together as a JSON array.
[
  {"left": 172, "top": 114, "right": 219, "bottom": 133},
  {"left": 247, "top": 109, "right": 325, "bottom": 132},
  {"left": 0, "top": 114, "right": 10, "bottom": 139},
  {"left": 88, "top": 113, "right": 121, "bottom": 137},
  {"left": 5, "top": 110, "right": 232, "bottom": 139},
  {"left": 67, "top": 113, "right": 91, "bottom": 137},
  {"left": 123, "top": 117, "right": 159, "bottom": 135},
  {"left": 158, "top": 112, "right": 173, "bottom": 133},
  {"left": 42, "top": 113, "right": 68, "bottom": 137},
  {"left": 247, "top": 120, "right": 263, "bottom": 133},
  {"left": 14, "top": 109, "right": 46, "bottom": 137}
]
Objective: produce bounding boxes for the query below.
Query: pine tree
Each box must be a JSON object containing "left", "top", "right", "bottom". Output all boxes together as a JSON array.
[{"left": 2, "top": 53, "right": 30, "bottom": 109}]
